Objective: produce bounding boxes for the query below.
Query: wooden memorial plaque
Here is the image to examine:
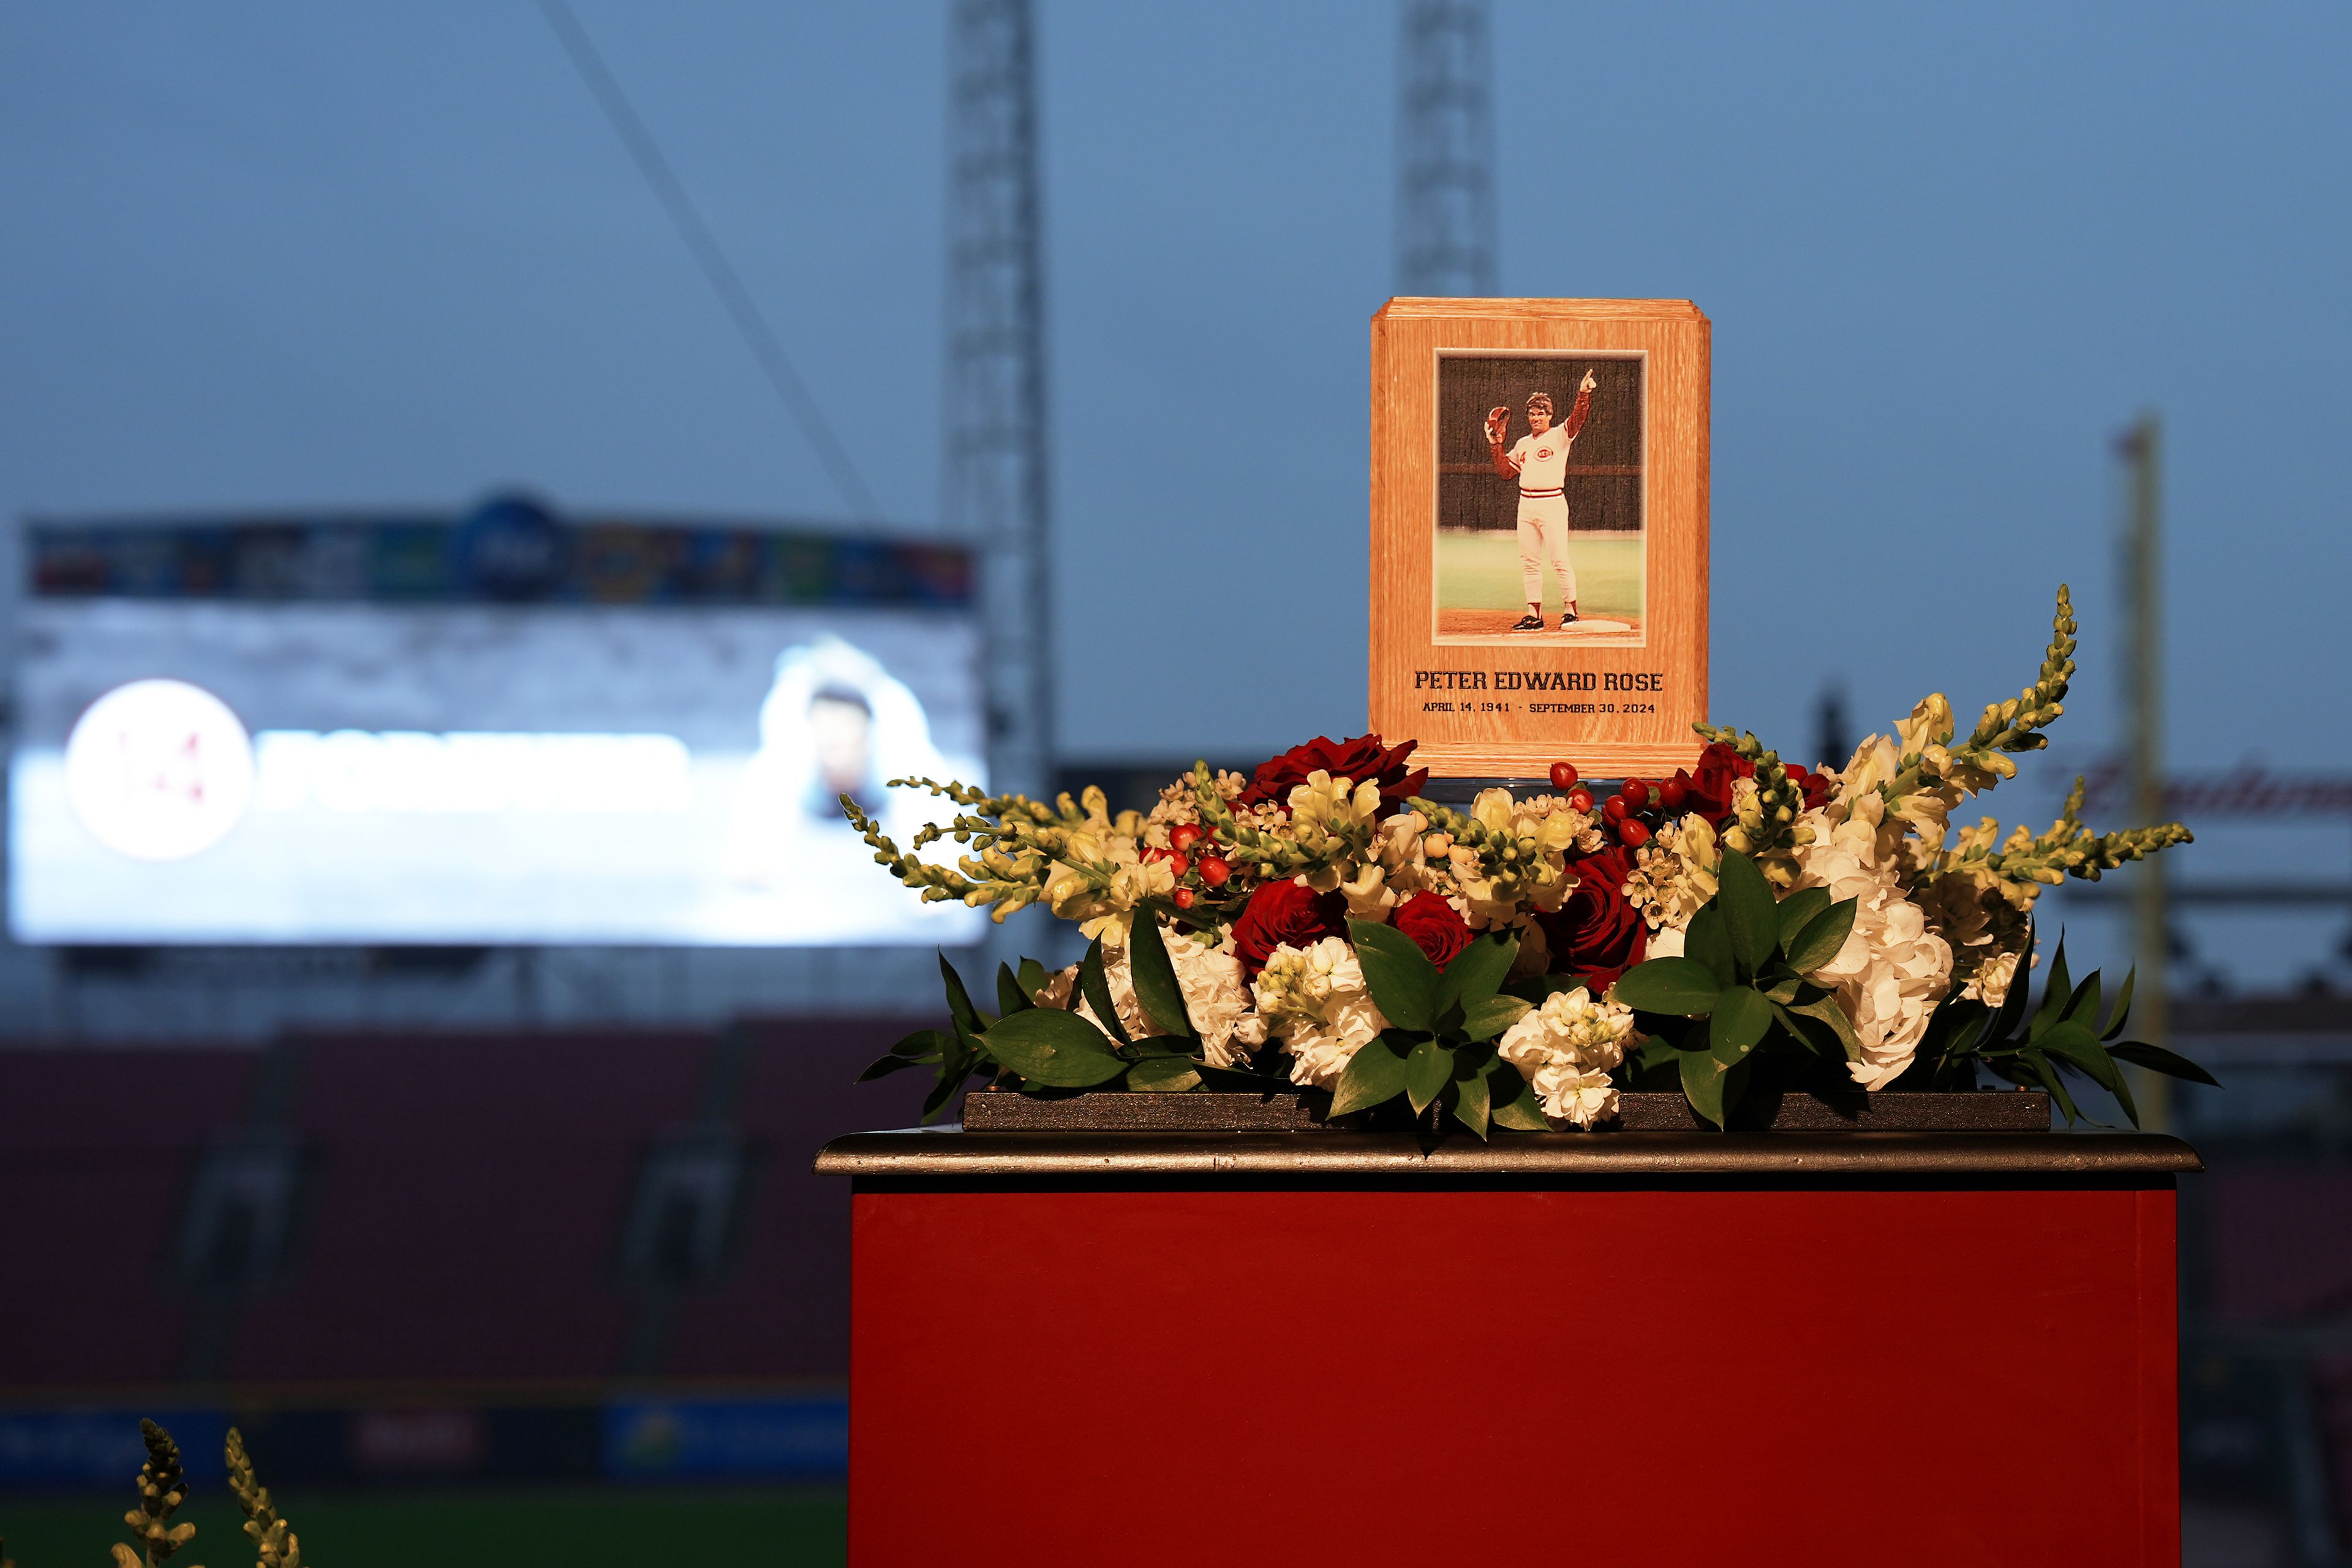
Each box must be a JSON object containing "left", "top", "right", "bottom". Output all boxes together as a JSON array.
[{"left": 1368, "top": 298, "right": 1709, "bottom": 780}]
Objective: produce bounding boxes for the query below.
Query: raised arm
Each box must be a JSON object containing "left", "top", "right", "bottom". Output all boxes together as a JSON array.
[
  {"left": 1485, "top": 406, "right": 1518, "bottom": 475},
  {"left": 1560, "top": 372, "right": 1596, "bottom": 440}
]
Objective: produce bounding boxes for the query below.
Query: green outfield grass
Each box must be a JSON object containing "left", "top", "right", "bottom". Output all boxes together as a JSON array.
[
  {"left": 0, "top": 1487, "right": 846, "bottom": 1567},
  {"left": 1435, "top": 528, "right": 1644, "bottom": 619}
]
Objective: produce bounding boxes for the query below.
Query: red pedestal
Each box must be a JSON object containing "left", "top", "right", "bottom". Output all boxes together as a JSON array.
[{"left": 821, "top": 1131, "right": 2197, "bottom": 1567}]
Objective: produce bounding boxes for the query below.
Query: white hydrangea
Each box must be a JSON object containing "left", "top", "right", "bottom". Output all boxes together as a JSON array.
[
  {"left": 1166, "top": 930, "right": 1266, "bottom": 1067},
  {"left": 1497, "top": 986, "right": 1636, "bottom": 1128},
  {"left": 1250, "top": 936, "right": 1389, "bottom": 1089},
  {"left": 1790, "top": 806, "right": 1954, "bottom": 1090}
]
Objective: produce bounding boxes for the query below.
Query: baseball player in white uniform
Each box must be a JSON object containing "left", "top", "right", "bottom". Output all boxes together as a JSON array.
[{"left": 1485, "top": 370, "right": 1597, "bottom": 630}]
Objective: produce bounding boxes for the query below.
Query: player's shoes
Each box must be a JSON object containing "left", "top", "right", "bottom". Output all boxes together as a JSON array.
[
  {"left": 1558, "top": 611, "right": 1579, "bottom": 628},
  {"left": 1509, "top": 614, "right": 1545, "bottom": 631}
]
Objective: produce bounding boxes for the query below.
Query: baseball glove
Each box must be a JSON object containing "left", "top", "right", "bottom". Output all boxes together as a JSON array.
[{"left": 1483, "top": 405, "right": 1510, "bottom": 444}]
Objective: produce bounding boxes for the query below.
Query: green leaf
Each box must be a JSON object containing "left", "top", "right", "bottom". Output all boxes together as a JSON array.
[
  {"left": 1491, "top": 1074, "right": 1548, "bottom": 1131},
  {"left": 1611, "top": 957, "right": 1723, "bottom": 1017},
  {"left": 2019, "top": 1046, "right": 2084, "bottom": 1125},
  {"left": 2033, "top": 935, "right": 2072, "bottom": 1035},
  {"left": 1717, "top": 850, "right": 1780, "bottom": 978},
  {"left": 1774, "top": 886, "right": 1831, "bottom": 952},
  {"left": 1404, "top": 1038, "right": 1454, "bottom": 1114},
  {"left": 1785, "top": 898, "right": 1858, "bottom": 976},
  {"left": 978, "top": 1008, "right": 1130, "bottom": 1088},
  {"left": 1787, "top": 993, "right": 1862, "bottom": 1064},
  {"left": 2108, "top": 1041, "right": 2222, "bottom": 1087},
  {"left": 1634, "top": 1035, "right": 1683, "bottom": 1074},
  {"left": 1451, "top": 1059, "right": 1493, "bottom": 1140},
  {"left": 2101, "top": 967, "right": 2138, "bottom": 1041},
  {"left": 1991, "top": 921, "right": 2036, "bottom": 1039},
  {"left": 1463, "top": 993, "right": 1532, "bottom": 1041},
  {"left": 858, "top": 1054, "right": 922, "bottom": 1081},
  {"left": 2062, "top": 970, "right": 2102, "bottom": 1028},
  {"left": 938, "top": 951, "right": 986, "bottom": 1037},
  {"left": 1684, "top": 904, "right": 1735, "bottom": 987},
  {"left": 1330, "top": 1035, "right": 1411, "bottom": 1117},
  {"left": 1125, "top": 1058, "right": 1203, "bottom": 1093},
  {"left": 1017, "top": 957, "right": 1049, "bottom": 1001},
  {"left": 1437, "top": 933, "right": 1518, "bottom": 1015},
  {"left": 890, "top": 1028, "right": 951, "bottom": 1058},
  {"left": 1708, "top": 986, "right": 1774, "bottom": 1066},
  {"left": 1078, "top": 937, "right": 1132, "bottom": 1046},
  {"left": 1680, "top": 1049, "right": 1732, "bottom": 1129},
  {"left": 995, "top": 963, "right": 1034, "bottom": 1017},
  {"left": 2037, "top": 1019, "right": 2125, "bottom": 1098},
  {"left": 1350, "top": 920, "right": 1441, "bottom": 1032},
  {"left": 1125, "top": 912, "right": 1197, "bottom": 1039},
  {"left": 922, "top": 1029, "right": 982, "bottom": 1122}
]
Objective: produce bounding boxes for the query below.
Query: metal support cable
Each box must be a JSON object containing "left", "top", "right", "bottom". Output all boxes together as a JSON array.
[{"left": 535, "top": 0, "right": 883, "bottom": 522}]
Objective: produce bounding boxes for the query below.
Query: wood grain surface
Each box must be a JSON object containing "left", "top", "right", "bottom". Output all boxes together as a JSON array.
[{"left": 1370, "top": 297, "right": 1709, "bottom": 778}]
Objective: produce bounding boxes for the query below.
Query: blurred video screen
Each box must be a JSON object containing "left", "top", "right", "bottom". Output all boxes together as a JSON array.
[{"left": 9, "top": 503, "right": 988, "bottom": 945}]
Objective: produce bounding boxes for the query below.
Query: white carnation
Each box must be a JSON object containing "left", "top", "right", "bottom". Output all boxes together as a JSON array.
[
  {"left": 1790, "top": 807, "right": 1954, "bottom": 1090},
  {"left": 1496, "top": 986, "right": 1635, "bottom": 1128},
  {"left": 1250, "top": 937, "right": 1389, "bottom": 1089}
]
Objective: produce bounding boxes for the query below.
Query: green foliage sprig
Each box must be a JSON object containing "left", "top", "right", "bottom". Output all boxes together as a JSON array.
[
  {"left": 1323, "top": 923, "right": 1540, "bottom": 1138},
  {"left": 113, "top": 1420, "right": 198, "bottom": 1568},
  {"left": 1608, "top": 850, "right": 1864, "bottom": 1128},
  {"left": 1917, "top": 933, "right": 2218, "bottom": 1122},
  {"left": 861, "top": 918, "right": 1244, "bottom": 1120}
]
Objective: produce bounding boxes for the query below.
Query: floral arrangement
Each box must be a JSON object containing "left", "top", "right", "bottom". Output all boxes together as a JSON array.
[{"left": 850, "top": 587, "right": 2215, "bottom": 1133}]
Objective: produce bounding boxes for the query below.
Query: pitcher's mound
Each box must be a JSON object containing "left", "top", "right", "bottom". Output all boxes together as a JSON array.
[{"left": 1435, "top": 609, "right": 1643, "bottom": 641}]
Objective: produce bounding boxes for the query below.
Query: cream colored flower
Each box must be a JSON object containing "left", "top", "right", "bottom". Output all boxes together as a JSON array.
[
  {"left": 1251, "top": 936, "right": 1389, "bottom": 1089},
  {"left": 1165, "top": 930, "right": 1263, "bottom": 1067},
  {"left": 1623, "top": 812, "right": 1719, "bottom": 932},
  {"left": 1497, "top": 986, "right": 1634, "bottom": 1128},
  {"left": 1287, "top": 770, "right": 1384, "bottom": 832},
  {"left": 1790, "top": 807, "right": 1954, "bottom": 1090},
  {"left": 1961, "top": 949, "right": 2021, "bottom": 1011}
]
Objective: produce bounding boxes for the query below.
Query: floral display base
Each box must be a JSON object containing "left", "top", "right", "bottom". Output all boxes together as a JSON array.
[{"left": 959, "top": 1087, "right": 2051, "bottom": 1134}]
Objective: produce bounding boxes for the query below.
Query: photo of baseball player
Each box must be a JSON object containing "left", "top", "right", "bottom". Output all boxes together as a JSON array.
[
  {"left": 1433, "top": 353, "right": 1644, "bottom": 645},
  {"left": 1487, "top": 374, "right": 1596, "bottom": 630}
]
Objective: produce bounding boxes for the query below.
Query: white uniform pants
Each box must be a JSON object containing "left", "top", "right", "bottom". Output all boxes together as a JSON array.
[{"left": 1516, "top": 496, "right": 1576, "bottom": 606}]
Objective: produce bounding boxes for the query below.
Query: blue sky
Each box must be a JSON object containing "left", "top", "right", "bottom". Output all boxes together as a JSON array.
[{"left": 2, "top": 2, "right": 2346, "bottom": 982}]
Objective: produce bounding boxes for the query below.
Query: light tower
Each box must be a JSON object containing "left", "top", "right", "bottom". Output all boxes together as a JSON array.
[
  {"left": 944, "top": 0, "right": 1055, "bottom": 803},
  {"left": 1396, "top": 0, "right": 1499, "bottom": 296}
]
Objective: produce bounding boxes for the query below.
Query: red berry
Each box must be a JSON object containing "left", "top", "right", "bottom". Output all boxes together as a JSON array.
[
  {"left": 1568, "top": 788, "right": 1595, "bottom": 813},
  {"left": 1619, "top": 777, "right": 1648, "bottom": 803},
  {"left": 1646, "top": 786, "right": 1662, "bottom": 809},
  {"left": 1167, "top": 853, "right": 1189, "bottom": 879},
  {"left": 1619, "top": 819, "right": 1652, "bottom": 848},
  {"left": 1604, "top": 796, "right": 1628, "bottom": 822},
  {"left": 1548, "top": 761, "right": 1580, "bottom": 790},
  {"left": 1172, "top": 886, "right": 1197, "bottom": 910},
  {"left": 1660, "top": 778, "right": 1688, "bottom": 810},
  {"left": 1198, "top": 856, "right": 1232, "bottom": 888},
  {"left": 1170, "top": 823, "right": 1204, "bottom": 853}
]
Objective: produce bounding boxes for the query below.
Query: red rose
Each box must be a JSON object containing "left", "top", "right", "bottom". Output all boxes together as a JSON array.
[
  {"left": 1536, "top": 846, "right": 1650, "bottom": 989},
  {"left": 1389, "top": 891, "right": 1471, "bottom": 969},
  {"left": 1238, "top": 733, "right": 1429, "bottom": 810},
  {"left": 1230, "top": 878, "right": 1350, "bottom": 976},
  {"left": 1675, "top": 741, "right": 1755, "bottom": 827},
  {"left": 1784, "top": 762, "right": 1834, "bottom": 812}
]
